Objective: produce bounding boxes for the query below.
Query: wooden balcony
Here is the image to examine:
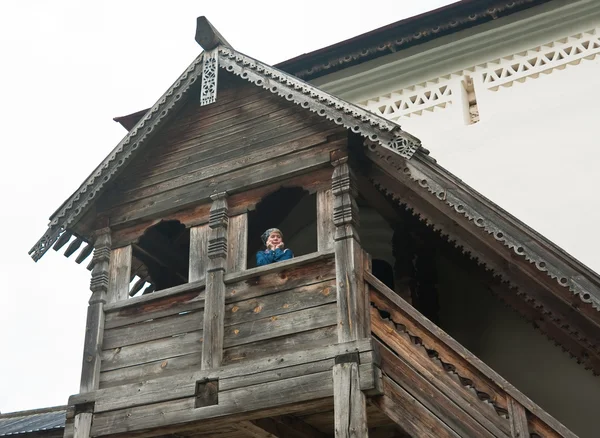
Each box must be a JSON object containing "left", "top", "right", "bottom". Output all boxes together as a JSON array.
[
  {"left": 67, "top": 252, "right": 381, "bottom": 437},
  {"left": 65, "top": 250, "right": 575, "bottom": 438}
]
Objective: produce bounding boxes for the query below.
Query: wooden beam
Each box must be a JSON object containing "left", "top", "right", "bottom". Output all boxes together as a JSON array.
[
  {"left": 202, "top": 193, "right": 228, "bottom": 369},
  {"left": 75, "top": 243, "right": 94, "bottom": 264},
  {"left": 227, "top": 213, "right": 248, "bottom": 273},
  {"left": 507, "top": 398, "right": 529, "bottom": 438},
  {"left": 333, "top": 357, "right": 369, "bottom": 438},
  {"left": 52, "top": 231, "right": 72, "bottom": 251},
  {"left": 317, "top": 189, "right": 335, "bottom": 252},
  {"left": 236, "top": 421, "right": 279, "bottom": 438},
  {"left": 80, "top": 228, "right": 111, "bottom": 394},
  {"left": 189, "top": 224, "right": 209, "bottom": 283},
  {"left": 73, "top": 413, "right": 92, "bottom": 438},
  {"left": 332, "top": 157, "right": 368, "bottom": 342},
  {"left": 64, "top": 237, "right": 83, "bottom": 258},
  {"left": 107, "top": 245, "right": 132, "bottom": 304},
  {"left": 195, "top": 16, "right": 231, "bottom": 50},
  {"left": 373, "top": 376, "right": 459, "bottom": 438}
]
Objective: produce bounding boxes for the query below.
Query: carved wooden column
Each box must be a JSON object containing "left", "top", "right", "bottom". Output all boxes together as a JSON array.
[
  {"left": 74, "top": 227, "right": 111, "bottom": 438},
  {"left": 331, "top": 156, "right": 369, "bottom": 438},
  {"left": 332, "top": 157, "right": 368, "bottom": 342},
  {"left": 202, "top": 192, "right": 228, "bottom": 369}
]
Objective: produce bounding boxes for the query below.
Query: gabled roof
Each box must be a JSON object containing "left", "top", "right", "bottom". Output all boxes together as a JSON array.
[
  {"left": 29, "top": 36, "right": 421, "bottom": 262},
  {"left": 0, "top": 407, "right": 65, "bottom": 437}
]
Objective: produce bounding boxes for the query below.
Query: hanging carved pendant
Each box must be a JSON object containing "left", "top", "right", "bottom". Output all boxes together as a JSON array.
[{"left": 200, "top": 49, "right": 218, "bottom": 106}]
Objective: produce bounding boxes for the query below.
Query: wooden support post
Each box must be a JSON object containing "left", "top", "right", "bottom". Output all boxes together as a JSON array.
[
  {"left": 333, "top": 355, "right": 369, "bottom": 438},
  {"left": 73, "top": 413, "right": 92, "bottom": 438},
  {"left": 189, "top": 224, "right": 209, "bottom": 282},
  {"left": 202, "top": 192, "right": 229, "bottom": 369},
  {"left": 228, "top": 213, "right": 248, "bottom": 273},
  {"left": 332, "top": 157, "right": 368, "bottom": 343},
  {"left": 107, "top": 245, "right": 132, "bottom": 304},
  {"left": 76, "top": 228, "right": 111, "bottom": 438},
  {"left": 507, "top": 397, "right": 529, "bottom": 438},
  {"left": 317, "top": 188, "right": 335, "bottom": 252}
]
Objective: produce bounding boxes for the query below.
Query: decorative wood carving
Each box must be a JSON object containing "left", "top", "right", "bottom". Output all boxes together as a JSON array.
[
  {"left": 31, "top": 43, "right": 420, "bottom": 262},
  {"left": 203, "top": 192, "right": 229, "bottom": 370},
  {"left": 332, "top": 158, "right": 368, "bottom": 343},
  {"left": 200, "top": 49, "right": 218, "bottom": 106},
  {"left": 89, "top": 228, "right": 111, "bottom": 305},
  {"left": 367, "top": 146, "right": 600, "bottom": 311}
]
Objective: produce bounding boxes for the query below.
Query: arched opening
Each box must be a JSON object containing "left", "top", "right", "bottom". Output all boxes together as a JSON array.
[
  {"left": 132, "top": 220, "right": 190, "bottom": 292},
  {"left": 247, "top": 187, "right": 317, "bottom": 268}
]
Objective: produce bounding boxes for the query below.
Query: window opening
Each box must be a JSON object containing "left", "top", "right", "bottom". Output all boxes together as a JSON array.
[
  {"left": 131, "top": 220, "right": 190, "bottom": 293},
  {"left": 247, "top": 187, "right": 317, "bottom": 268}
]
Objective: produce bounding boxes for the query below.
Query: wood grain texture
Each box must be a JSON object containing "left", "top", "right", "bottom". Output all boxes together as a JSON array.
[
  {"left": 202, "top": 270, "right": 225, "bottom": 370},
  {"left": 333, "top": 361, "right": 368, "bottom": 438},
  {"left": 189, "top": 224, "right": 209, "bottom": 282},
  {"left": 227, "top": 214, "right": 248, "bottom": 273},
  {"left": 107, "top": 245, "right": 132, "bottom": 304},
  {"left": 507, "top": 398, "right": 529, "bottom": 438},
  {"left": 79, "top": 303, "right": 104, "bottom": 393},
  {"left": 373, "top": 376, "right": 460, "bottom": 438},
  {"left": 317, "top": 189, "right": 335, "bottom": 252},
  {"left": 73, "top": 413, "right": 92, "bottom": 438},
  {"left": 97, "top": 75, "right": 344, "bottom": 227}
]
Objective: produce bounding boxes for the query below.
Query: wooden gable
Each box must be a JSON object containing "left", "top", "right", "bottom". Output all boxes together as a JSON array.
[{"left": 96, "top": 72, "right": 346, "bottom": 228}]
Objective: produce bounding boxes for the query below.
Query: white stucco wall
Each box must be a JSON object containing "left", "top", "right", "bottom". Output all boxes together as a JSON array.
[{"left": 315, "top": 0, "right": 600, "bottom": 274}]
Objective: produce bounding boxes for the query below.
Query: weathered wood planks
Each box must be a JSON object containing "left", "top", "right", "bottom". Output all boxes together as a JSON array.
[
  {"left": 89, "top": 340, "right": 375, "bottom": 436},
  {"left": 317, "top": 188, "right": 335, "bottom": 252},
  {"left": 107, "top": 245, "right": 132, "bottom": 304},
  {"left": 333, "top": 360, "right": 369, "bottom": 438},
  {"left": 189, "top": 224, "right": 209, "bottom": 283},
  {"left": 366, "top": 272, "right": 576, "bottom": 438},
  {"left": 97, "top": 74, "right": 345, "bottom": 227},
  {"left": 227, "top": 213, "right": 248, "bottom": 273}
]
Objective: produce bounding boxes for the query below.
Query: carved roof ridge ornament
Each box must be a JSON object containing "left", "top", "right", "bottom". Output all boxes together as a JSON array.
[
  {"left": 29, "top": 17, "right": 421, "bottom": 262},
  {"left": 217, "top": 46, "right": 421, "bottom": 159},
  {"left": 367, "top": 145, "right": 600, "bottom": 312}
]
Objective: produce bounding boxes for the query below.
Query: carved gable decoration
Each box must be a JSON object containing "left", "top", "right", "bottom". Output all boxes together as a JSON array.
[{"left": 30, "top": 31, "right": 420, "bottom": 262}]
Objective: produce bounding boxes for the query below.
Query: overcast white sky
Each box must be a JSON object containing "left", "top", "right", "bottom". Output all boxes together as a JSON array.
[{"left": 0, "top": 0, "right": 464, "bottom": 413}]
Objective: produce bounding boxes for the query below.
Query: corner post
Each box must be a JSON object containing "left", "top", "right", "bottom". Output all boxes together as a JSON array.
[
  {"left": 332, "top": 156, "right": 369, "bottom": 437},
  {"left": 202, "top": 192, "right": 229, "bottom": 369},
  {"left": 332, "top": 156, "right": 368, "bottom": 342},
  {"left": 73, "top": 227, "right": 111, "bottom": 438}
]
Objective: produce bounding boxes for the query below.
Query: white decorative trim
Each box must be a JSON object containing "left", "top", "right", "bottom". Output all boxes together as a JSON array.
[
  {"left": 479, "top": 27, "right": 600, "bottom": 90},
  {"left": 201, "top": 49, "right": 218, "bottom": 105},
  {"left": 359, "top": 81, "right": 453, "bottom": 121}
]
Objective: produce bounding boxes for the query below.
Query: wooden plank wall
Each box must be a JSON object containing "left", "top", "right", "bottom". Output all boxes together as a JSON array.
[
  {"left": 98, "top": 73, "right": 346, "bottom": 226},
  {"left": 222, "top": 256, "right": 338, "bottom": 365},
  {"left": 99, "top": 286, "right": 205, "bottom": 388}
]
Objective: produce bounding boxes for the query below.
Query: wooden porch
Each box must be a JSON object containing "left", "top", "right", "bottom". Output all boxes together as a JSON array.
[{"left": 63, "top": 249, "right": 574, "bottom": 438}]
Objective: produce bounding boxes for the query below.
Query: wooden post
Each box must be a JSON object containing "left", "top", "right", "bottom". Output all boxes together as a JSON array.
[
  {"left": 332, "top": 157, "right": 368, "bottom": 343},
  {"left": 508, "top": 397, "right": 530, "bottom": 438},
  {"left": 333, "top": 354, "right": 369, "bottom": 438},
  {"left": 317, "top": 189, "right": 335, "bottom": 252},
  {"left": 227, "top": 213, "right": 248, "bottom": 273},
  {"left": 75, "top": 227, "right": 111, "bottom": 438},
  {"left": 107, "top": 245, "right": 132, "bottom": 304},
  {"left": 331, "top": 156, "right": 369, "bottom": 438},
  {"left": 202, "top": 192, "right": 229, "bottom": 369},
  {"left": 189, "top": 224, "right": 209, "bottom": 282}
]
